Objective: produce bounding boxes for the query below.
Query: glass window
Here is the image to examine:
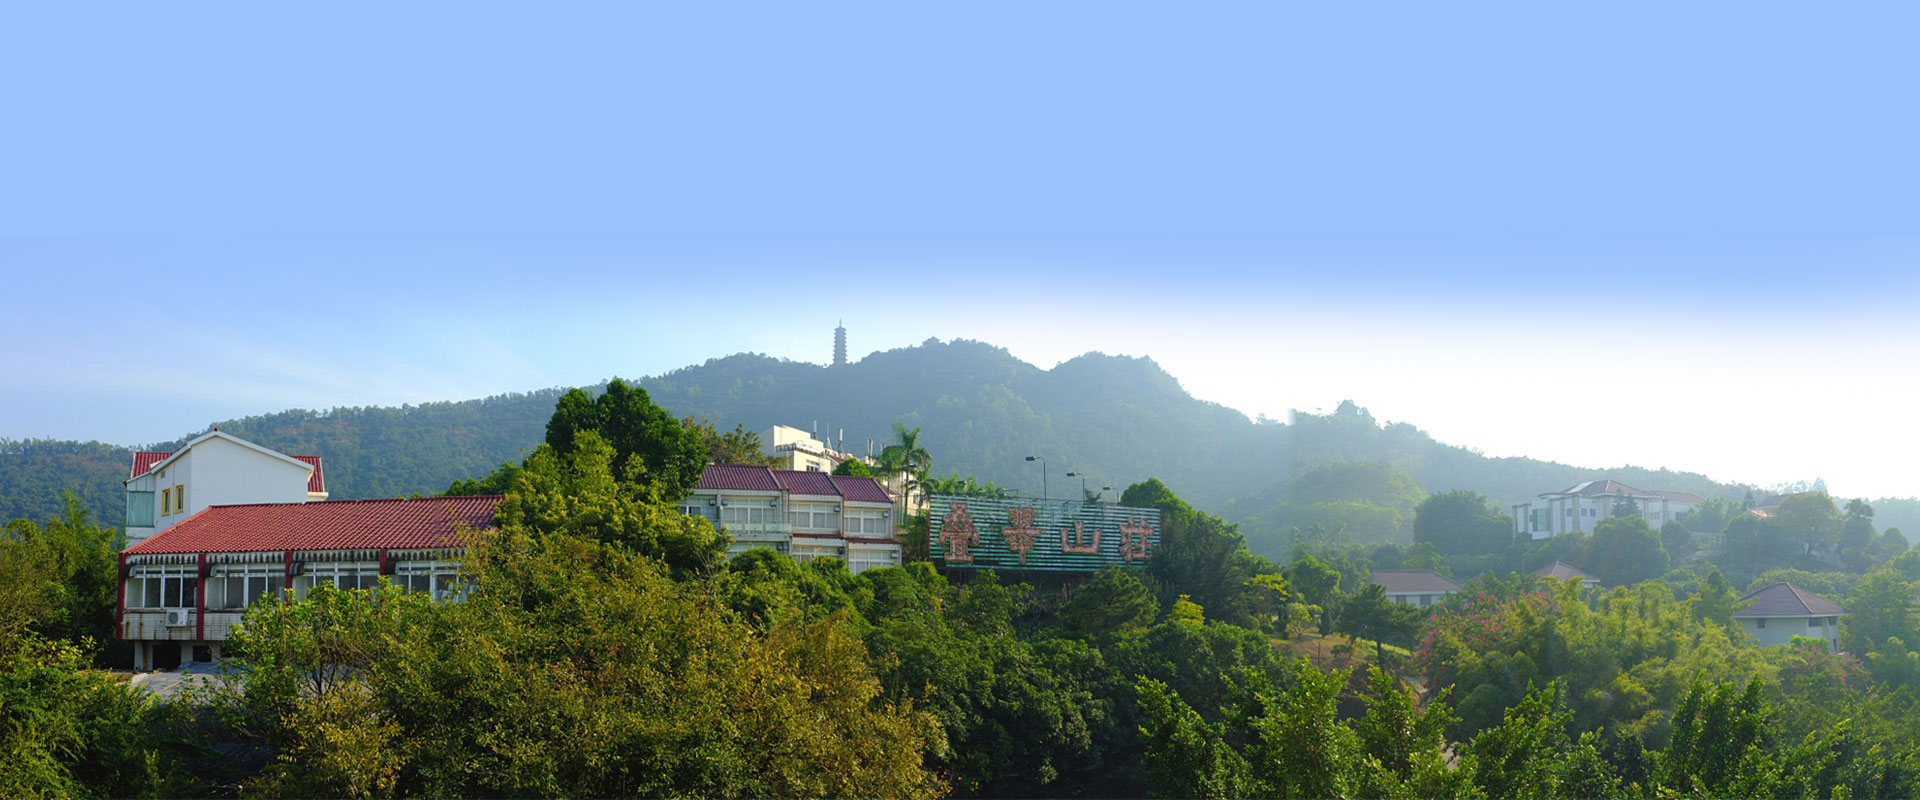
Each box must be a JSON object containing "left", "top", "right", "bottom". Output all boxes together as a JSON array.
[
  {"left": 297, "top": 563, "right": 381, "bottom": 597},
  {"left": 1757, "top": 618, "right": 1767, "bottom": 629},
  {"left": 208, "top": 566, "right": 284, "bottom": 609},
  {"left": 394, "top": 561, "right": 465, "bottom": 601},
  {"left": 126, "top": 492, "right": 155, "bottom": 527}
]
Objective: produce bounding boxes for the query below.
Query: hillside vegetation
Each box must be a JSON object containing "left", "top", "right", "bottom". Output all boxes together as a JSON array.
[{"left": 4, "top": 339, "right": 1913, "bottom": 539}]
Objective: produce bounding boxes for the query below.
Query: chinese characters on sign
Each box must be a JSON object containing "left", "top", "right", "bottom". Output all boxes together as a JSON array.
[
  {"left": 1003, "top": 506, "right": 1039, "bottom": 563},
  {"left": 943, "top": 503, "right": 980, "bottom": 564},
  {"left": 928, "top": 496, "right": 1163, "bottom": 572}
]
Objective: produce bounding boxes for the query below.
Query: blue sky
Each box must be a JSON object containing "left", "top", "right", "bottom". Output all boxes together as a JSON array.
[{"left": 4, "top": 4, "right": 1920, "bottom": 498}]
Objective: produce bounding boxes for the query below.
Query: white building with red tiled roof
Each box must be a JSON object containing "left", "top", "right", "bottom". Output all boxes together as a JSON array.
[
  {"left": 684, "top": 464, "right": 901, "bottom": 573},
  {"left": 118, "top": 495, "right": 501, "bottom": 671},
  {"left": 124, "top": 431, "right": 329, "bottom": 547},
  {"left": 1511, "top": 479, "right": 1703, "bottom": 540}
]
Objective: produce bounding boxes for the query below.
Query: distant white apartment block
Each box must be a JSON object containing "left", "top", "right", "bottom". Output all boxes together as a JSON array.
[
  {"left": 124, "top": 431, "right": 328, "bottom": 547},
  {"left": 760, "top": 424, "right": 864, "bottom": 472},
  {"left": 1511, "top": 479, "right": 1703, "bottom": 540}
]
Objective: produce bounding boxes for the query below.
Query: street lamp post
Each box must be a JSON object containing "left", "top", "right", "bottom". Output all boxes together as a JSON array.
[
  {"left": 1066, "top": 471, "right": 1089, "bottom": 501},
  {"left": 1025, "top": 455, "right": 1046, "bottom": 500}
]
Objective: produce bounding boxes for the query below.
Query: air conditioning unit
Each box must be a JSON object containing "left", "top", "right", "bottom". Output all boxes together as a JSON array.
[{"left": 164, "top": 609, "right": 190, "bottom": 627}]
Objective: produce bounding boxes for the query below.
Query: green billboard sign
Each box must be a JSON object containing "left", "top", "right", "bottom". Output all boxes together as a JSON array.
[{"left": 928, "top": 495, "right": 1162, "bottom": 571}]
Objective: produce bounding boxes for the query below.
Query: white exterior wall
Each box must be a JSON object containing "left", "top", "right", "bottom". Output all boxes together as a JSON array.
[
  {"left": 1386, "top": 590, "right": 1448, "bottom": 607},
  {"left": 1739, "top": 615, "right": 1842, "bottom": 650},
  {"left": 126, "top": 435, "right": 315, "bottom": 546},
  {"left": 1517, "top": 494, "right": 1699, "bottom": 541},
  {"left": 686, "top": 487, "right": 789, "bottom": 557},
  {"left": 185, "top": 436, "right": 313, "bottom": 511},
  {"left": 687, "top": 486, "right": 900, "bottom": 571}
]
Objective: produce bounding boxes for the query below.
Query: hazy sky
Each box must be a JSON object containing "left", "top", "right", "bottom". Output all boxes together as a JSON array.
[{"left": 5, "top": 4, "right": 1919, "bottom": 499}]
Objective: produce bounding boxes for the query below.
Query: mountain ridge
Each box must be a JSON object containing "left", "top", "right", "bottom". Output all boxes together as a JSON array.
[{"left": 5, "top": 338, "right": 1914, "bottom": 544}]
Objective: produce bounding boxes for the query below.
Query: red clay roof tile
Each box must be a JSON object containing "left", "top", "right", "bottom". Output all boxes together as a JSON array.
[
  {"left": 130, "top": 449, "right": 323, "bottom": 493},
  {"left": 774, "top": 470, "right": 841, "bottom": 497},
  {"left": 124, "top": 496, "right": 501, "bottom": 556},
  {"left": 130, "top": 452, "right": 172, "bottom": 478},
  {"left": 293, "top": 456, "right": 326, "bottom": 494},
  {"left": 695, "top": 465, "right": 781, "bottom": 492},
  {"left": 830, "top": 475, "right": 893, "bottom": 504}
]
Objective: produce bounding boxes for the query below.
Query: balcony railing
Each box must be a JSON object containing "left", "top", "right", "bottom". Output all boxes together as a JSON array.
[{"left": 723, "top": 522, "right": 793, "bottom": 535}]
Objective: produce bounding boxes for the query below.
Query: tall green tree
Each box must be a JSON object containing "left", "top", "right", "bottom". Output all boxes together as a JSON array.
[
  {"left": 0, "top": 492, "right": 121, "bottom": 658},
  {"left": 496, "top": 430, "right": 728, "bottom": 576},
  {"left": 1660, "top": 676, "right": 1778, "bottom": 796},
  {"left": 1468, "top": 682, "right": 1580, "bottom": 800},
  {"left": 1773, "top": 491, "right": 1842, "bottom": 556},
  {"left": 1690, "top": 566, "right": 1745, "bottom": 629},
  {"left": 1586, "top": 515, "right": 1669, "bottom": 586},
  {"left": 1412, "top": 490, "right": 1513, "bottom": 556},
  {"left": 544, "top": 378, "right": 705, "bottom": 499},
  {"left": 680, "top": 417, "right": 780, "bottom": 467},
  {"left": 1842, "top": 566, "right": 1920, "bottom": 659},
  {"left": 0, "top": 636, "right": 178, "bottom": 799},
  {"left": 1061, "top": 567, "right": 1157, "bottom": 636},
  {"left": 1135, "top": 678, "right": 1249, "bottom": 800},
  {"left": 1334, "top": 583, "right": 1425, "bottom": 659},
  {"left": 1125, "top": 479, "right": 1280, "bottom": 628},
  {"left": 1841, "top": 498, "right": 1878, "bottom": 569}
]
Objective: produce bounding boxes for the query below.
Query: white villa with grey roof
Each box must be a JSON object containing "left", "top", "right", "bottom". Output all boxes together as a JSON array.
[
  {"left": 1735, "top": 582, "right": 1845, "bottom": 650},
  {"left": 1511, "top": 479, "right": 1703, "bottom": 540}
]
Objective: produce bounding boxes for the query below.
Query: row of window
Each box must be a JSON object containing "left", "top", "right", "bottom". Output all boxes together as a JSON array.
[
  {"left": 1751, "top": 616, "right": 1840, "bottom": 630},
  {"left": 126, "top": 562, "right": 466, "bottom": 610},
  {"left": 160, "top": 484, "right": 186, "bottom": 516},
  {"left": 683, "top": 503, "right": 891, "bottom": 534}
]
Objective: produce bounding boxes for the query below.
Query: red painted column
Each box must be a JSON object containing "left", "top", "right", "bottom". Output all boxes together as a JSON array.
[
  {"left": 284, "top": 550, "right": 295, "bottom": 593},
  {"left": 116, "top": 552, "right": 127, "bottom": 638},
  {"left": 194, "top": 552, "right": 207, "bottom": 641}
]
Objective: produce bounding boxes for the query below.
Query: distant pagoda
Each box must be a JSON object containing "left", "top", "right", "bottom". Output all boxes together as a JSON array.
[{"left": 833, "top": 322, "right": 848, "bottom": 367}]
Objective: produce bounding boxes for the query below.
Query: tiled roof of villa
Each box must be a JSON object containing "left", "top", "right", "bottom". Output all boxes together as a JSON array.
[
  {"left": 1735, "top": 582, "right": 1845, "bottom": 617},
  {"left": 124, "top": 496, "right": 502, "bottom": 556},
  {"left": 1371, "top": 570, "right": 1463, "bottom": 594},
  {"left": 1534, "top": 561, "right": 1600, "bottom": 582}
]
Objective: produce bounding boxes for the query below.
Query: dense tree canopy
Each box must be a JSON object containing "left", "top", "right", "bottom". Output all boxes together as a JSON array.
[
  {"left": 1413, "top": 490, "right": 1513, "bottom": 556},
  {"left": 1586, "top": 515, "right": 1669, "bottom": 585},
  {"left": 545, "top": 378, "right": 706, "bottom": 499}
]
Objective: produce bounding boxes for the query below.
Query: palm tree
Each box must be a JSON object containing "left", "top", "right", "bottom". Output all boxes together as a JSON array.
[{"left": 880, "top": 423, "right": 931, "bottom": 514}]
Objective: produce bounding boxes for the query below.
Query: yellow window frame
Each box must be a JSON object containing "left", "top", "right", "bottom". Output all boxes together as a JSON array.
[{"left": 173, "top": 485, "right": 185, "bottom": 515}]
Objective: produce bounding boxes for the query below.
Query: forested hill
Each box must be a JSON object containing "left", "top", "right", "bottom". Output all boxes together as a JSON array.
[{"left": 6, "top": 338, "right": 1912, "bottom": 537}]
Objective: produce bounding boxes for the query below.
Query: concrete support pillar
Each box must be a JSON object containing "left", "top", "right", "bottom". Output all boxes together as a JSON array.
[
  {"left": 133, "top": 641, "right": 150, "bottom": 672},
  {"left": 210, "top": 642, "right": 223, "bottom": 662}
]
